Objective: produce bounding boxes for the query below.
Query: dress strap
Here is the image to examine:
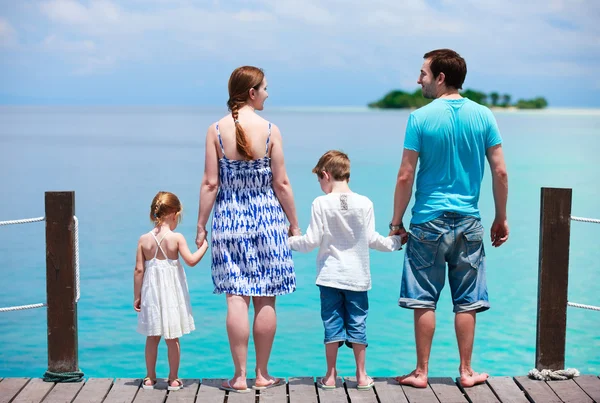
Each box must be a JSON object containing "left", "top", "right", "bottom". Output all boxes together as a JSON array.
[
  {"left": 150, "top": 231, "right": 170, "bottom": 259},
  {"left": 264, "top": 122, "right": 272, "bottom": 157},
  {"left": 216, "top": 123, "right": 226, "bottom": 158}
]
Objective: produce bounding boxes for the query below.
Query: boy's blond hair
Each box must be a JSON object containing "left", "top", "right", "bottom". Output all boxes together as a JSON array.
[{"left": 312, "top": 150, "right": 350, "bottom": 181}]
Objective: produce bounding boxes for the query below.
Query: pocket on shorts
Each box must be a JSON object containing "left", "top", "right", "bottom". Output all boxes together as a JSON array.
[
  {"left": 463, "top": 224, "right": 485, "bottom": 269},
  {"left": 408, "top": 225, "right": 443, "bottom": 270}
]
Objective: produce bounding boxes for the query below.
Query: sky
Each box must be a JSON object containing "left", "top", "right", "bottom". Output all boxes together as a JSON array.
[{"left": 0, "top": 0, "right": 599, "bottom": 107}]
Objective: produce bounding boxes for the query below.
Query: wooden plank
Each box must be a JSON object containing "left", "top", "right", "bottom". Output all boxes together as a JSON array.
[
  {"left": 429, "top": 377, "right": 466, "bottom": 402},
  {"left": 316, "top": 376, "right": 346, "bottom": 403},
  {"left": 12, "top": 378, "right": 54, "bottom": 403},
  {"left": 225, "top": 378, "right": 255, "bottom": 403},
  {"left": 103, "top": 378, "right": 142, "bottom": 403},
  {"left": 45, "top": 191, "right": 79, "bottom": 373},
  {"left": 514, "top": 376, "right": 561, "bottom": 403},
  {"left": 42, "top": 382, "right": 84, "bottom": 402},
  {"left": 288, "top": 377, "right": 317, "bottom": 403},
  {"left": 546, "top": 379, "right": 593, "bottom": 403},
  {"left": 133, "top": 379, "right": 168, "bottom": 402},
  {"left": 486, "top": 376, "right": 528, "bottom": 403},
  {"left": 73, "top": 378, "right": 114, "bottom": 403},
  {"left": 574, "top": 375, "right": 600, "bottom": 402},
  {"left": 401, "top": 381, "right": 439, "bottom": 403},
  {"left": 536, "top": 187, "right": 571, "bottom": 370},
  {"left": 197, "top": 378, "right": 226, "bottom": 402},
  {"left": 372, "top": 377, "right": 408, "bottom": 403},
  {"left": 257, "top": 378, "right": 287, "bottom": 402},
  {"left": 165, "top": 379, "right": 200, "bottom": 402},
  {"left": 456, "top": 379, "right": 499, "bottom": 403},
  {"left": 344, "top": 377, "right": 377, "bottom": 403},
  {"left": 0, "top": 378, "right": 30, "bottom": 403}
]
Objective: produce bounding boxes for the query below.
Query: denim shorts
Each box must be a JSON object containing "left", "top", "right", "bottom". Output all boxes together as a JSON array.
[
  {"left": 399, "top": 212, "right": 489, "bottom": 313},
  {"left": 319, "top": 286, "right": 368, "bottom": 347}
]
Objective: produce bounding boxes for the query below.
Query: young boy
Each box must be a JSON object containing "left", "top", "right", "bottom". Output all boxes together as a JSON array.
[{"left": 288, "top": 150, "right": 402, "bottom": 390}]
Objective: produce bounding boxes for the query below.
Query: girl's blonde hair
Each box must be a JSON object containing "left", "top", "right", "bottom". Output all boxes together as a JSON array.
[{"left": 150, "top": 191, "right": 182, "bottom": 225}]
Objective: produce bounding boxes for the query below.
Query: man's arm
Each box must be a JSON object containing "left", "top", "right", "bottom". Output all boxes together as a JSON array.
[
  {"left": 390, "top": 149, "right": 419, "bottom": 242},
  {"left": 486, "top": 144, "right": 509, "bottom": 247}
]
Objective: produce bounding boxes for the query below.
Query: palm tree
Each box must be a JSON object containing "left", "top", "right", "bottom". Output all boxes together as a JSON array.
[
  {"left": 490, "top": 92, "right": 499, "bottom": 106},
  {"left": 501, "top": 94, "right": 511, "bottom": 107}
]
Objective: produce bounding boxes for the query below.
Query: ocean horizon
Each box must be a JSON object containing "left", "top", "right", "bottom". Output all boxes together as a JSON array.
[{"left": 0, "top": 105, "right": 598, "bottom": 380}]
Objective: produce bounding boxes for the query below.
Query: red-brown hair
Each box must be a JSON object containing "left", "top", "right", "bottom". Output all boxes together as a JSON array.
[
  {"left": 227, "top": 66, "right": 265, "bottom": 160},
  {"left": 150, "top": 191, "right": 182, "bottom": 225}
]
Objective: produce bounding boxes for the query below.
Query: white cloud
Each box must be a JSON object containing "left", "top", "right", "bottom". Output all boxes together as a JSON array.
[
  {"left": 43, "top": 34, "right": 95, "bottom": 52},
  {"left": 0, "top": 18, "right": 18, "bottom": 47},
  {"left": 29, "top": 0, "right": 600, "bottom": 81}
]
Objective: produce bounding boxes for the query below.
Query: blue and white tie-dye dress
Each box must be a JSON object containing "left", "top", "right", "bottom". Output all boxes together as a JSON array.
[{"left": 211, "top": 122, "right": 296, "bottom": 296}]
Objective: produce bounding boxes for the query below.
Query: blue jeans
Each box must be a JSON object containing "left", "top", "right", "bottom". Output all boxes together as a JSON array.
[
  {"left": 319, "top": 286, "right": 368, "bottom": 347},
  {"left": 399, "top": 212, "right": 489, "bottom": 313}
]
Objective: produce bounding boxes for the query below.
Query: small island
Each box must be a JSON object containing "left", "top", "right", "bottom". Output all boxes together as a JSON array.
[{"left": 368, "top": 89, "right": 548, "bottom": 110}]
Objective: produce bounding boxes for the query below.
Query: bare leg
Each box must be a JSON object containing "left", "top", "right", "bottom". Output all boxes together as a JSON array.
[
  {"left": 145, "top": 336, "right": 160, "bottom": 386},
  {"left": 352, "top": 343, "right": 371, "bottom": 386},
  {"left": 253, "top": 296, "right": 280, "bottom": 387},
  {"left": 165, "top": 338, "right": 180, "bottom": 385},
  {"left": 321, "top": 342, "right": 339, "bottom": 386},
  {"left": 397, "top": 308, "right": 435, "bottom": 388},
  {"left": 456, "top": 310, "right": 488, "bottom": 387},
  {"left": 224, "top": 294, "right": 251, "bottom": 390}
]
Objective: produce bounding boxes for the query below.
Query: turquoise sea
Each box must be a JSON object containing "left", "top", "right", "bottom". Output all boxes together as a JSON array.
[{"left": 0, "top": 106, "right": 598, "bottom": 379}]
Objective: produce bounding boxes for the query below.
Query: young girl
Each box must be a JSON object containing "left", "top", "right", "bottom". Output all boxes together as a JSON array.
[{"left": 134, "top": 191, "right": 208, "bottom": 391}]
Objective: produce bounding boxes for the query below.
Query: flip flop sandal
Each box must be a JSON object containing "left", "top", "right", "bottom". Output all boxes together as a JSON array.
[
  {"left": 168, "top": 378, "right": 183, "bottom": 391},
  {"left": 219, "top": 379, "right": 251, "bottom": 394},
  {"left": 142, "top": 377, "right": 156, "bottom": 390},
  {"left": 317, "top": 377, "right": 336, "bottom": 390},
  {"left": 252, "top": 377, "right": 285, "bottom": 390},
  {"left": 357, "top": 377, "right": 375, "bottom": 390}
]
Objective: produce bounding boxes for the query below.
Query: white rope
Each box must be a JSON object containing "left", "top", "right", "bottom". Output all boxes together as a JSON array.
[
  {"left": 528, "top": 368, "right": 580, "bottom": 381},
  {"left": 571, "top": 216, "right": 600, "bottom": 224},
  {"left": 0, "top": 216, "right": 45, "bottom": 226},
  {"left": 0, "top": 303, "right": 47, "bottom": 312},
  {"left": 568, "top": 302, "right": 600, "bottom": 311},
  {"left": 0, "top": 215, "right": 80, "bottom": 311}
]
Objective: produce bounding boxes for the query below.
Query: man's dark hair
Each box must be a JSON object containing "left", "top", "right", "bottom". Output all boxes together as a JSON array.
[{"left": 423, "top": 49, "right": 467, "bottom": 90}]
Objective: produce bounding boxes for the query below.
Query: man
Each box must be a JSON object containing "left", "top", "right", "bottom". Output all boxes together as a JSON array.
[{"left": 389, "top": 49, "right": 509, "bottom": 388}]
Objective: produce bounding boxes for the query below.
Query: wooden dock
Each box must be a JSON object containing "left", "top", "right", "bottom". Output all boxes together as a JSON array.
[{"left": 1, "top": 375, "right": 599, "bottom": 402}]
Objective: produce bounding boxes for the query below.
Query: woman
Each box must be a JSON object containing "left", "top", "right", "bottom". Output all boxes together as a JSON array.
[{"left": 196, "top": 66, "right": 301, "bottom": 393}]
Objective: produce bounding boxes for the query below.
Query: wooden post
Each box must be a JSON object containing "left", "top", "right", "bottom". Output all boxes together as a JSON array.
[
  {"left": 45, "top": 191, "right": 78, "bottom": 373},
  {"left": 536, "top": 187, "right": 572, "bottom": 370}
]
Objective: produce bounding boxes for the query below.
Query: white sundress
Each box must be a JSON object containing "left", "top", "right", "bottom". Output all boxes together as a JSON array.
[{"left": 137, "top": 231, "right": 195, "bottom": 339}]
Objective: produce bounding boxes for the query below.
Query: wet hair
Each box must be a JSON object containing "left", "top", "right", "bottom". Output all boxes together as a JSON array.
[
  {"left": 150, "top": 191, "right": 182, "bottom": 226},
  {"left": 227, "top": 66, "right": 265, "bottom": 160},
  {"left": 312, "top": 150, "right": 351, "bottom": 181},
  {"left": 423, "top": 49, "right": 467, "bottom": 90}
]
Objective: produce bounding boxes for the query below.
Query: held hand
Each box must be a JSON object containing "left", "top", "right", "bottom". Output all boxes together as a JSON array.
[
  {"left": 134, "top": 298, "right": 141, "bottom": 312},
  {"left": 490, "top": 217, "right": 509, "bottom": 247},
  {"left": 201, "top": 238, "right": 208, "bottom": 249},
  {"left": 389, "top": 228, "right": 409, "bottom": 245},
  {"left": 288, "top": 226, "right": 301, "bottom": 237},
  {"left": 196, "top": 227, "right": 207, "bottom": 248}
]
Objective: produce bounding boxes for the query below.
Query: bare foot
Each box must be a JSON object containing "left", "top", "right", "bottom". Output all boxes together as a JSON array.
[
  {"left": 222, "top": 377, "right": 248, "bottom": 391},
  {"left": 396, "top": 370, "right": 428, "bottom": 388},
  {"left": 254, "top": 375, "right": 282, "bottom": 388},
  {"left": 459, "top": 370, "right": 489, "bottom": 387},
  {"left": 320, "top": 371, "right": 337, "bottom": 387}
]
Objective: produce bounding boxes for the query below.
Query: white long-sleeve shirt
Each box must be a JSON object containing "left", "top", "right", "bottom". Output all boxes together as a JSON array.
[{"left": 289, "top": 192, "right": 402, "bottom": 291}]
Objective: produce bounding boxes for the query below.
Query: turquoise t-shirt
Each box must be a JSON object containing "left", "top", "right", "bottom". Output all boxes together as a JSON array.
[{"left": 404, "top": 98, "right": 502, "bottom": 224}]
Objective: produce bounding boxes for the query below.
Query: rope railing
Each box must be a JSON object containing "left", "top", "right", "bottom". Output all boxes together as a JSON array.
[
  {"left": 0, "top": 215, "right": 80, "bottom": 312},
  {"left": 567, "top": 302, "right": 600, "bottom": 311},
  {"left": 571, "top": 215, "right": 600, "bottom": 224}
]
